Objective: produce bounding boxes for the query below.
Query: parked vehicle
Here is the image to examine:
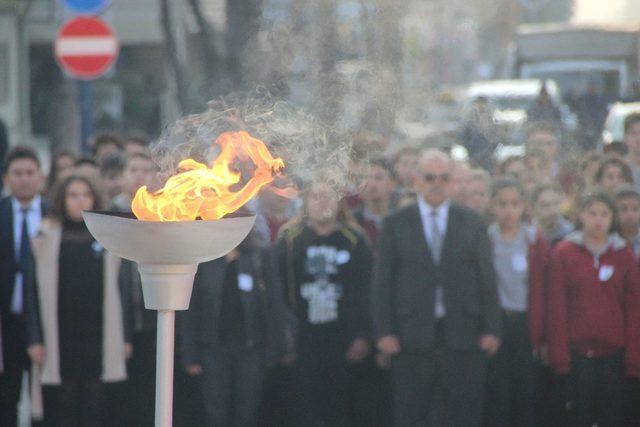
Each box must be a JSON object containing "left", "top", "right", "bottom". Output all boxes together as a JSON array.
[
  {"left": 602, "top": 102, "right": 640, "bottom": 144},
  {"left": 462, "top": 79, "right": 576, "bottom": 161},
  {"left": 513, "top": 23, "right": 640, "bottom": 100}
]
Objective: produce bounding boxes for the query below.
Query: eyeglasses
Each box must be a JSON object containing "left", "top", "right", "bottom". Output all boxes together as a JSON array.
[{"left": 423, "top": 173, "right": 451, "bottom": 183}]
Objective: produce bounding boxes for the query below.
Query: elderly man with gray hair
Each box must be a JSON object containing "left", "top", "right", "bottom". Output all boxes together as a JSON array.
[{"left": 372, "top": 149, "right": 502, "bottom": 426}]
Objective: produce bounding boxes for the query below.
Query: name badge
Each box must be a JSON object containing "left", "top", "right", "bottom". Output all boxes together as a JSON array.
[
  {"left": 238, "top": 273, "right": 253, "bottom": 292},
  {"left": 91, "top": 241, "right": 104, "bottom": 254},
  {"left": 511, "top": 254, "right": 528, "bottom": 273},
  {"left": 599, "top": 265, "right": 614, "bottom": 282},
  {"left": 336, "top": 250, "right": 351, "bottom": 265}
]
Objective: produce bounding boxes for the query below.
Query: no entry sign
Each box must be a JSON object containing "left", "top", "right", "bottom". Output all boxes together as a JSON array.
[{"left": 54, "top": 17, "right": 119, "bottom": 80}]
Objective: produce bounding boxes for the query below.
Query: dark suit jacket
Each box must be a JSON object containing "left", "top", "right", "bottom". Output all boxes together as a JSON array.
[
  {"left": 371, "top": 202, "right": 501, "bottom": 352},
  {"left": 0, "top": 196, "right": 47, "bottom": 317},
  {"left": 179, "top": 247, "right": 295, "bottom": 367}
]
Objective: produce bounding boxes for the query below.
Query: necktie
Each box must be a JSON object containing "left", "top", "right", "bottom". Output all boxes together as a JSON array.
[
  {"left": 430, "top": 210, "right": 442, "bottom": 264},
  {"left": 11, "top": 208, "right": 30, "bottom": 314},
  {"left": 19, "top": 208, "right": 31, "bottom": 275}
]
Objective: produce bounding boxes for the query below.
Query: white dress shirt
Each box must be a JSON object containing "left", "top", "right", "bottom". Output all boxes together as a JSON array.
[
  {"left": 417, "top": 196, "right": 450, "bottom": 319},
  {"left": 11, "top": 195, "right": 42, "bottom": 314}
]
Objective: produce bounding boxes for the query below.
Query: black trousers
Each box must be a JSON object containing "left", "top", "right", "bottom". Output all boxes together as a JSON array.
[
  {"left": 535, "top": 363, "right": 569, "bottom": 427},
  {"left": 348, "top": 353, "right": 393, "bottom": 427},
  {"left": 200, "top": 344, "right": 265, "bottom": 427},
  {"left": 391, "top": 322, "right": 487, "bottom": 427},
  {"left": 291, "top": 344, "right": 352, "bottom": 427},
  {"left": 258, "top": 365, "right": 297, "bottom": 427},
  {"left": 567, "top": 350, "right": 624, "bottom": 427},
  {"left": 0, "top": 315, "right": 27, "bottom": 427},
  {"left": 174, "top": 351, "right": 205, "bottom": 427},
  {"left": 119, "top": 330, "right": 156, "bottom": 427},
  {"left": 624, "top": 377, "right": 640, "bottom": 427},
  {"left": 42, "top": 379, "right": 105, "bottom": 427},
  {"left": 484, "top": 311, "right": 536, "bottom": 427}
]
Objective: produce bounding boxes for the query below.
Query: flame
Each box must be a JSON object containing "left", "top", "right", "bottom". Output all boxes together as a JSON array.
[{"left": 132, "top": 131, "right": 284, "bottom": 221}]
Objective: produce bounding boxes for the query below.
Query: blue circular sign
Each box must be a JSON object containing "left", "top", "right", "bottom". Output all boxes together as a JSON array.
[{"left": 61, "top": 0, "right": 111, "bottom": 15}]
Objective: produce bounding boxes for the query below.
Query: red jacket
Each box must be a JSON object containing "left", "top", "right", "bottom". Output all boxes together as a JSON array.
[
  {"left": 527, "top": 230, "right": 551, "bottom": 353},
  {"left": 547, "top": 232, "right": 640, "bottom": 376}
]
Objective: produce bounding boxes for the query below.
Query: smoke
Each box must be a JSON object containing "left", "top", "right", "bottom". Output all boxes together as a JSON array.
[
  {"left": 150, "top": 1, "right": 441, "bottom": 196},
  {"left": 150, "top": 88, "right": 354, "bottom": 194}
]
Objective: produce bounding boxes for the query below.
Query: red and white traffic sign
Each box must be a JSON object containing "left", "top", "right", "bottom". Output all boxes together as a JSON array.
[{"left": 54, "top": 17, "right": 119, "bottom": 80}]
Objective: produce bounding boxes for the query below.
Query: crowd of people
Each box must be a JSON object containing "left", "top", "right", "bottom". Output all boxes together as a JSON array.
[{"left": 2, "top": 114, "right": 640, "bottom": 427}]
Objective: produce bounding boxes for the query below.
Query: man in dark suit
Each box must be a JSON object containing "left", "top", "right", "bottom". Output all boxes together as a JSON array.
[
  {"left": 0, "top": 146, "right": 45, "bottom": 426},
  {"left": 372, "top": 149, "right": 501, "bottom": 426}
]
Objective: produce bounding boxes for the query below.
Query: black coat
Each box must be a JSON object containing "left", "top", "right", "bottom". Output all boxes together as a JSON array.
[
  {"left": 179, "top": 247, "right": 294, "bottom": 367},
  {"left": 371, "top": 202, "right": 501, "bottom": 352}
]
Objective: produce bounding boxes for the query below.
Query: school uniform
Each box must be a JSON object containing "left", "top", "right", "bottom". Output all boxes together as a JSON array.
[
  {"left": 485, "top": 225, "right": 550, "bottom": 427},
  {"left": 533, "top": 219, "right": 574, "bottom": 426},
  {"left": 624, "top": 231, "right": 640, "bottom": 427},
  {"left": 25, "top": 218, "right": 127, "bottom": 425},
  {"left": 548, "top": 232, "right": 640, "bottom": 427},
  {"left": 179, "top": 246, "right": 292, "bottom": 427}
]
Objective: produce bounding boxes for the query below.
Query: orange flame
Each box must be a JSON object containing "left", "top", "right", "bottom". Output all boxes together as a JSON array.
[{"left": 132, "top": 131, "right": 284, "bottom": 221}]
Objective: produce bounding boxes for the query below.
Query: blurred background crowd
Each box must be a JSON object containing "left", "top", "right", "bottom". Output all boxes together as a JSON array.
[{"left": 3, "top": 111, "right": 640, "bottom": 426}]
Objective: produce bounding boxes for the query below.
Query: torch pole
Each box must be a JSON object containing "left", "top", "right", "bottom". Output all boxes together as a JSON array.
[{"left": 155, "top": 310, "right": 175, "bottom": 427}]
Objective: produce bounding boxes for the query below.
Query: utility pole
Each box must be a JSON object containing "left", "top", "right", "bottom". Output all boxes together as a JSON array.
[
  {"left": 0, "top": 0, "right": 33, "bottom": 147},
  {"left": 160, "top": 0, "right": 190, "bottom": 115}
]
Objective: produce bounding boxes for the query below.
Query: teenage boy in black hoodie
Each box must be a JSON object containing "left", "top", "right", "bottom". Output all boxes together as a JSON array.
[{"left": 278, "top": 180, "right": 372, "bottom": 426}]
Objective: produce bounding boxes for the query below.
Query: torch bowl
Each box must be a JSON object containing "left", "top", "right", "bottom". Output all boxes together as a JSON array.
[
  {"left": 82, "top": 211, "right": 256, "bottom": 264},
  {"left": 82, "top": 211, "right": 256, "bottom": 310}
]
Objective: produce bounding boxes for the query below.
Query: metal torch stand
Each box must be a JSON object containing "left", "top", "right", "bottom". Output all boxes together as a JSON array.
[
  {"left": 139, "top": 263, "right": 198, "bottom": 427},
  {"left": 80, "top": 212, "right": 256, "bottom": 427},
  {"left": 156, "top": 310, "right": 175, "bottom": 427}
]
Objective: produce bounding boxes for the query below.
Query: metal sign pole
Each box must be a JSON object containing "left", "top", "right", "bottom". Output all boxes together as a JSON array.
[{"left": 78, "top": 79, "right": 94, "bottom": 155}]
